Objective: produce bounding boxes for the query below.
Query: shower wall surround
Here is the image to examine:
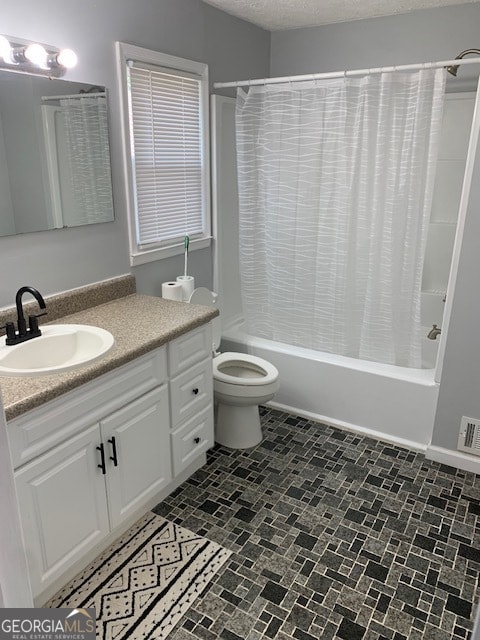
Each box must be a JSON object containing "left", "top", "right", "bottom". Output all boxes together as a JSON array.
[{"left": 422, "top": 92, "right": 475, "bottom": 339}]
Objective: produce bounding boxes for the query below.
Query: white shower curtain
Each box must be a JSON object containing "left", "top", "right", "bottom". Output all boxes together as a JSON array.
[
  {"left": 235, "top": 69, "right": 446, "bottom": 368},
  {"left": 60, "top": 96, "right": 113, "bottom": 226}
]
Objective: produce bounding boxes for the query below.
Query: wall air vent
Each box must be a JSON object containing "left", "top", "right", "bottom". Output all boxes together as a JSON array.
[{"left": 458, "top": 416, "right": 480, "bottom": 456}]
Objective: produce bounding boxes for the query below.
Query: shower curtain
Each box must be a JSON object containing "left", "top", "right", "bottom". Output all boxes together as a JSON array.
[
  {"left": 235, "top": 69, "right": 446, "bottom": 368},
  {"left": 60, "top": 96, "right": 113, "bottom": 226}
]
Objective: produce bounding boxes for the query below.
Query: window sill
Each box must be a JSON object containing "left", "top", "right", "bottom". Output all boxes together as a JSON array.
[{"left": 129, "top": 236, "right": 212, "bottom": 266}]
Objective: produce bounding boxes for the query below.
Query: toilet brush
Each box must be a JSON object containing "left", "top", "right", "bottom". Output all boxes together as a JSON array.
[
  {"left": 183, "top": 235, "right": 189, "bottom": 277},
  {"left": 176, "top": 235, "right": 194, "bottom": 300}
]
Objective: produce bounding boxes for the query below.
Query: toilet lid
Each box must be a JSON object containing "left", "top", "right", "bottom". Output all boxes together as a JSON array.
[{"left": 189, "top": 287, "right": 221, "bottom": 351}]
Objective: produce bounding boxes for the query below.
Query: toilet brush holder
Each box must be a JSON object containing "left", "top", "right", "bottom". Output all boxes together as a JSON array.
[{"left": 176, "top": 275, "right": 195, "bottom": 301}]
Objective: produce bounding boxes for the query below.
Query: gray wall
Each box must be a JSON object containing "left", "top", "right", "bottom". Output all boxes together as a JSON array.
[
  {"left": 271, "top": 2, "right": 480, "bottom": 455},
  {"left": 271, "top": 3, "right": 480, "bottom": 76},
  {"left": 0, "top": 0, "right": 270, "bottom": 306}
]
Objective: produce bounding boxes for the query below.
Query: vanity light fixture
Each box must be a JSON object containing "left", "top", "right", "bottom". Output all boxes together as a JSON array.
[
  {"left": 0, "top": 35, "right": 77, "bottom": 77},
  {"left": 21, "top": 43, "right": 48, "bottom": 68},
  {"left": 51, "top": 48, "right": 78, "bottom": 70}
]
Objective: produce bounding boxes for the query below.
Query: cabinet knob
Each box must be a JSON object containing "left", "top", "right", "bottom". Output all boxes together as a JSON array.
[
  {"left": 193, "top": 437, "right": 201, "bottom": 444},
  {"left": 192, "top": 387, "right": 199, "bottom": 395}
]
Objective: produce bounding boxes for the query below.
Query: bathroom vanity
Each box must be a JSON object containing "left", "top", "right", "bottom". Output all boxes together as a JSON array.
[{"left": 0, "top": 279, "right": 217, "bottom": 603}]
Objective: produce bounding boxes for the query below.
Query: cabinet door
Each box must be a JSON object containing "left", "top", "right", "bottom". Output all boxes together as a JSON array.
[
  {"left": 14, "top": 424, "right": 109, "bottom": 596},
  {"left": 102, "top": 385, "right": 172, "bottom": 529}
]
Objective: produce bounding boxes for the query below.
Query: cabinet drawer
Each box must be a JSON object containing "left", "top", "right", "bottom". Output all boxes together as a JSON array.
[
  {"left": 169, "top": 358, "right": 213, "bottom": 428},
  {"left": 8, "top": 347, "right": 167, "bottom": 469},
  {"left": 171, "top": 404, "right": 214, "bottom": 476},
  {"left": 168, "top": 324, "right": 212, "bottom": 377}
]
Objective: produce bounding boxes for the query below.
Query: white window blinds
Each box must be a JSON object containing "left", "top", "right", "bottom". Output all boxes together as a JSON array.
[{"left": 127, "top": 62, "right": 206, "bottom": 248}]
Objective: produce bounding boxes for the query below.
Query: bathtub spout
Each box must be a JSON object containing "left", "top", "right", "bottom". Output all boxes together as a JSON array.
[{"left": 427, "top": 324, "right": 441, "bottom": 340}]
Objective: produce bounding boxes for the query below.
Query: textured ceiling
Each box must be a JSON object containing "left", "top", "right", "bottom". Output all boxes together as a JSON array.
[{"left": 201, "top": 0, "right": 480, "bottom": 30}]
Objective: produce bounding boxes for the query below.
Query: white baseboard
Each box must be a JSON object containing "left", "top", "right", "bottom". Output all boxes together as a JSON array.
[
  {"left": 267, "top": 400, "right": 426, "bottom": 453},
  {"left": 425, "top": 445, "right": 480, "bottom": 474},
  {"left": 267, "top": 402, "right": 480, "bottom": 474}
]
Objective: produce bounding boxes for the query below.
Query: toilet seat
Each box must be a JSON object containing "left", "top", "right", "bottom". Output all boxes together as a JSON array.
[
  {"left": 213, "top": 352, "right": 278, "bottom": 386},
  {"left": 189, "top": 288, "right": 278, "bottom": 386}
]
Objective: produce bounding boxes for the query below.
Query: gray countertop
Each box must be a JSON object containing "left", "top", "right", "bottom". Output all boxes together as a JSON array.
[{"left": 0, "top": 294, "right": 218, "bottom": 422}]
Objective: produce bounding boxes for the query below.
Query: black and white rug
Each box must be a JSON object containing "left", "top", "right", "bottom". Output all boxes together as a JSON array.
[{"left": 47, "top": 512, "right": 231, "bottom": 639}]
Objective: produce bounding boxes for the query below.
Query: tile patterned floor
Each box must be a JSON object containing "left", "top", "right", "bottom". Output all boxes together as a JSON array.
[{"left": 154, "top": 407, "right": 480, "bottom": 640}]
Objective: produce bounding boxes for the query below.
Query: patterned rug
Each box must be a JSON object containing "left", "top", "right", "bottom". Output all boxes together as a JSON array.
[{"left": 47, "top": 512, "right": 232, "bottom": 639}]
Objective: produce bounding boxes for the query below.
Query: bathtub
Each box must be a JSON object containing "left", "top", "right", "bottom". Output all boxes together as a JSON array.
[{"left": 220, "top": 318, "right": 440, "bottom": 451}]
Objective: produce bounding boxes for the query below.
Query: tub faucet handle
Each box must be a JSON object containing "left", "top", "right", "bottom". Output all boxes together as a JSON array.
[{"left": 427, "top": 324, "right": 442, "bottom": 340}]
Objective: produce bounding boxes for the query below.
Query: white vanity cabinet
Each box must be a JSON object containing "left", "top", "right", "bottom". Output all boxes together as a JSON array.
[{"left": 7, "top": 322, "right": 214, "bottom": 600}]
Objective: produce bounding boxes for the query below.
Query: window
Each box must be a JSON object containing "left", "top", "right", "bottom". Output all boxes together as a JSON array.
[{"left": 116, "top": 43, "right": 211, "bottom": 265}]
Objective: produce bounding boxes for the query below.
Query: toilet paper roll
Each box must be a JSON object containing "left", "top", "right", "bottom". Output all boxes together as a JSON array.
[
  {"left": 162, "top": 281, "right": 184, "bottom": 301},
  {"left": 176, "top": 275, "right": 195, "bottom": 301}
]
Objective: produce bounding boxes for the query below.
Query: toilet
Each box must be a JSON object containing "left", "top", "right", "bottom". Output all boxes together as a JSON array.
[{"left": 189, "top": 288, "right": 280, "bottom": 449}]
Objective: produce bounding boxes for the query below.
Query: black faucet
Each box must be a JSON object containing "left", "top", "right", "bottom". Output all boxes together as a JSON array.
[{"left": 1, "top": 286, "right": 47, "bottom": 346}]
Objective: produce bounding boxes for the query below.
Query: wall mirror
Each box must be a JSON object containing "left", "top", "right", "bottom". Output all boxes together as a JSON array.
[{"left": 0, "top": 71, "right": 114, "bottom": 237}]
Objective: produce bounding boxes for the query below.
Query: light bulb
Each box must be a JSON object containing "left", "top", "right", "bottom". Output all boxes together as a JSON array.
[
  {"left": 0, "top": 36, "right": 13, "bottom": 63},
  {"left": 24, "top": 43, "right": 48, "bottom": 68},
  {"left": 56, "top": 48, "right": 77, "bottom": 69}
]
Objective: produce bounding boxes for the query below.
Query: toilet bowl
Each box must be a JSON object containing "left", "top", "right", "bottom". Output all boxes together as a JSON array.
[{"left": 188, "top": 288, "right": 279, "bottom": 449}]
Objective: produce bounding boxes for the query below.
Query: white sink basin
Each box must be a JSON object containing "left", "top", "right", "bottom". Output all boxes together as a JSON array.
[{"left": 0, "top": 324, "right": 115, "bottom": 377}]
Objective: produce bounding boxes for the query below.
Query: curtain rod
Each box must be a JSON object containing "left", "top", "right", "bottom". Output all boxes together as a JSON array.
[
  {"left": 213, "top": 56, "right": 480, "bottom": 89},
  {"left": 41, "top": 92, "right": 106, "bottom": 101}
]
